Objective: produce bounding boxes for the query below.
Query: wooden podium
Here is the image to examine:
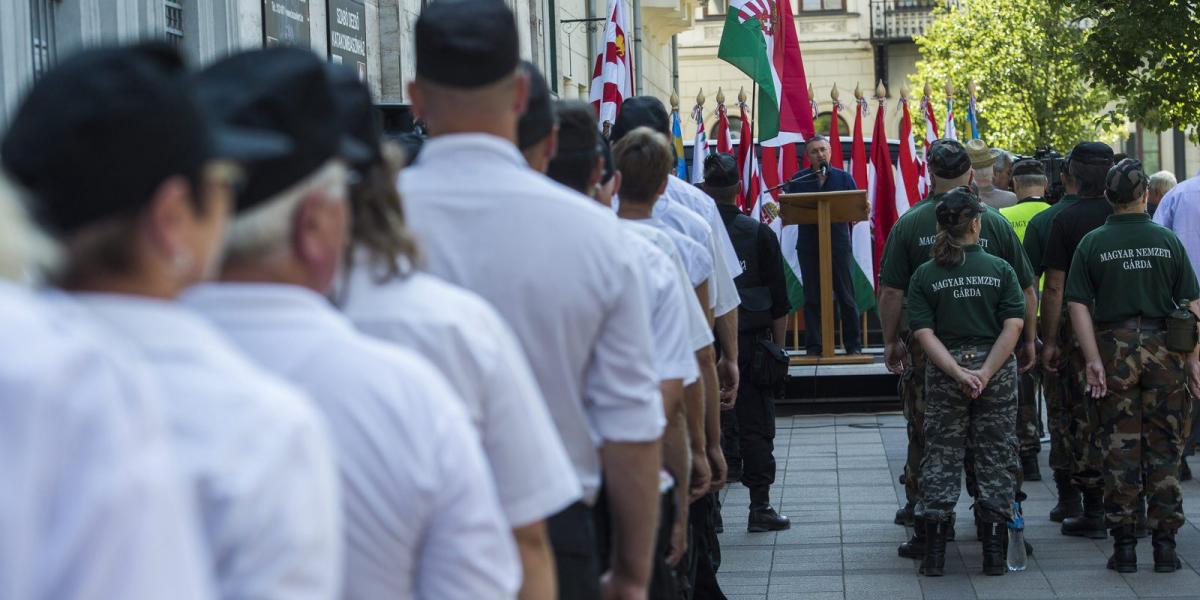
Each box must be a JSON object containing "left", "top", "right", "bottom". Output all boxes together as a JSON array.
[{"left": 778, "top": 189, "right": 874, "bottom": 366}]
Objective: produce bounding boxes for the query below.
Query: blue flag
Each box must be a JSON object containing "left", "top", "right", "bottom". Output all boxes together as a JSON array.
[
  {"left": 671, "top": 110, "right": 687, "bottom": 179},
  {"left": 967, "top": 96, "right": 979, "bottom": 140}
]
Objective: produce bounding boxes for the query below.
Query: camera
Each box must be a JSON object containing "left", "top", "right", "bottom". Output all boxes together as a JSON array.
[{"left": 1033, "top": 148, "right": 1066, "bottom": 202}]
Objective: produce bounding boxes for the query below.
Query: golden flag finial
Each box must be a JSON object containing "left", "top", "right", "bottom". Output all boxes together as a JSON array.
[
  {"left": 738, "top": 86, "right": 747, "bottom": 104},
  {"left": 696, "top": 88, "right": 705, "bottom": 106},
  {"left": 923, "top": 81, "right": 932, "bottom": 98},
  {"left": 854, "top": 82, "right": 863, "bottom": 100},
  {"left": 716, "top": 87, "right": 725, "bottom": 105},
  {"left": 670, "top": 91, "right": 679, "bottom": 111},
  {"left": 876, "top": 80, "right": 887, "bottom": 99},
  {"left": 968, "top": 79, "right": 977, "bottom": 97},
  {"left": 945, "top": 81, "right": 955, "bottom": 97},
  {"left": 900, "top": 82, "right": 910, "bottom": 100},
  {"left": 831, "top": 82, "right": 840, "bottom": 102}
]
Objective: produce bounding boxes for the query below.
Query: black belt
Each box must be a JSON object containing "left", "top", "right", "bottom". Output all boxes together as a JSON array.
[{"left": 1097, "top": 317, "right": 1166, "bottom": 332}]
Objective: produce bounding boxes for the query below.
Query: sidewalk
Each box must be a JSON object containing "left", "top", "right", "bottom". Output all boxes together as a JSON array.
[{"left": 714, "top": 412, "right": 1200, "bottom": 600}]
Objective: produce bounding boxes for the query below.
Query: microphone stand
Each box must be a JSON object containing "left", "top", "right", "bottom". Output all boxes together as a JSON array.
[{"left": 763, "top": 164, "right": 828, "bottom": 195}]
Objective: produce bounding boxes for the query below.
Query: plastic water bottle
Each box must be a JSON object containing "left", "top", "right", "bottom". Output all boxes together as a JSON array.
[{"left": 1007, "top": 502, "right": 1028, "bottom": 572}]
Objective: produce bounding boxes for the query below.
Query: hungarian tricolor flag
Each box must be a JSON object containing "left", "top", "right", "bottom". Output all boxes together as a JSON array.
[
  {"left": 588, "top": 0, "right": 632, "bottom": 131},
  {"left": 844, "top": 96, "right": 876, "bottom": 313},
  {"left": 717, "top": 0, "right": 813, "bottom": 147}
]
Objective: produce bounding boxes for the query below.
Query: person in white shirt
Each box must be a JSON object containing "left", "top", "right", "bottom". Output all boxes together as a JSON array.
[
  {"left": 403, "top": 3, "right": 664, "bottom": 598},
  {"left": 185, "top": 51, "right": 520, "bottom": 600},
  {"left": 0, "top": 168, "right": 214, "bottom": 600},
  {"left": 328, "top": 66, "right": 579, "bottom": 600},
  {"left": 0, "top": 43, "right": 341, "bottom": 600}
]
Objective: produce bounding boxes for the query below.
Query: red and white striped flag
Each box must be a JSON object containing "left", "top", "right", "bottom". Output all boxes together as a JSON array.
[
  {"left": 918, "top": 92, "right": 939, "bottom": 198},
  {"left": 849, "top": 96, "right": 868, "bottom": 189},
  {"left": 867, "top": 96, "right": 897, "bottom": 286},
  {"left": 736, "top": 102, "right": 757, "bottom": 212},
  {"left": 716, "top": 100, "right": 734, "bottom": 155},
  {"left": 896, "top": 96, "right": 920, "bottom": 211},
  {"left": 828, "top": 95, "right": 844, "bottom": 170},
  {"left": 588, "top": 0, "right": 632, "bottom": 131}
]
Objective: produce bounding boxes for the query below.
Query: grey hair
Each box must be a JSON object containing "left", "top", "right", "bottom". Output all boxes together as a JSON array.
[
  {"left": 1148, "top": 171, "right": 1177, "bottom": 197},
  {"left": 223, "top": 161, "right": 348, "bottom": 264},
  {"left": 1012, "top": 173, "right": 1047, "bottom": 190},
  {"left": 991, "top": 149, "right": 1013, "bottom": 175},
  {"left": 804, "top": 134, "right": 829, "bottom": 150},
  {"left": 0, "top": 171, "right": 59, "bottom": 284}
]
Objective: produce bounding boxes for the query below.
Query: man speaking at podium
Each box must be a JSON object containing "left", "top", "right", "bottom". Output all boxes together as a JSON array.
[{"left": 784, "top": 135, "right": 862, "bottom": 355}]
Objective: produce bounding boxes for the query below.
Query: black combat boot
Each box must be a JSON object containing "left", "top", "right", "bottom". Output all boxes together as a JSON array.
[
  {"left": 895, "top": 501, "right": 915, "bottom": 526},
  {"left": 920, "top": 518, "right": 948, "bottom": 577},
  {"left": 981, "top": 521, "right": 1006, "bottom": 576},
  {"left": 1153, "top": 529, "right": 1182, "bottom": 573},
  {"left": 1049, "top": 470, "right": 1083, "bottom": 522},
  {"left": 1106, "top": 526, "right": 1137, "bottom": 573},
  {"left": 1021, "top": 454, "right": 1042, "bottom": 481},
  {"left": 748, "top": 487, "right": 790, "bottom": 532},
  {"left": 1062, "top": 486, "right": 1107, "bottom": 539},
  {"left": 898, "top": 516, "right": 927, "bottom": 558}
]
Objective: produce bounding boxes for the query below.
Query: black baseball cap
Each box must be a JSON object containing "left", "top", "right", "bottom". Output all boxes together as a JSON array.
[
  {"left": 936, "top": 186, "right": 985, "bottom": 227},
  {"left": 1067, "top": 141, "right": 1114, "bottom": 167},
  {"left": 0, "top": 42, "right": 289, "bottom": 235},
  {"left": 328, "top": 64, "right": 383, "bottom": 174},
  {"left": 703, "top": 153, "right": 740, "bottom": 191},
  {"left": 194, "top": 47, "right": 371, "bottom": 212},
  {"left": 928, "top": 139, "right": 972, "bottom": 179},
  {"left": 1011, "top": 159, "right": 1045, "bottom": 177},
  {"left": 415, "top": 0, "right": 519, "bottom": 88},
  {"left": 517, "top": 61, "right": 556, "bottom": 150},
  {"left": 1104, "top": 158, "right": 1147, "bottom": 204},
  {"left": 610, "top": 96, "right": 671, "bottom": 142}
]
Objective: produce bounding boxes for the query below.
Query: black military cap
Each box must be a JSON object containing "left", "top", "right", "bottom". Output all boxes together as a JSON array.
[
  {"left": 328, "top": 64, "right": 383, "bottom": 174},
  {"left": 1104, "top": 158, "right": 1147, "bottom": 205},
  {"left": 415, "top": 0, "right": 519, "bottom": 88},
  {"left": 517, "top": 61, "right": 556, "bottom": 150},
  {"left": 194, "top": 47, "right": 370, "bottom": 212},
  {"left": 0, "top": 42, "right": 288, "bottom": 235},
  {"left": 703, "top": 153, "right": 740, "bottom": 191},
  {"left": 928, "top": 139, "right": 972, "bottom": 179},
  {"left": 610, "top": 96, "right": 671, "bottom": 142},
  {"left": 1067, "top": 141, "right": 1114, "bottom": 167},
  {"left": 936, "top": 186, "right": 985, "bottom": 228},
  {"left": 1011, "top": 159, "right": 1045, "bottom": 177}
]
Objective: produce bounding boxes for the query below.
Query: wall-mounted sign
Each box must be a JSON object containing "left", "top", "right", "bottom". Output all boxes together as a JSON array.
[
  {"left": 328, "top": 0, "right": 368, "bottom": 80},
  {"left": 264, "top": 0, "right": 311, "bottom": 46}
]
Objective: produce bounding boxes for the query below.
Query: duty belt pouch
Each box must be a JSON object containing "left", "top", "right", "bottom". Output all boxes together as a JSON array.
[
  {"left": 1166, "top": 305, "right": 1199, "bottom": 353},
  {"left": 738, "top": 286, "right": 775, "bottom": 332},
  {"left": 752, "top": 337, "right": 789, "bottom": 389}
]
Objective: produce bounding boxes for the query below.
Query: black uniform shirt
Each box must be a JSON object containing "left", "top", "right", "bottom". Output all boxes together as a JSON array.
[
  {"left": 718, "top": 203, "right": 791, "bottom": 320},
  {"left": 1043, "top": 195, "right": 1113, "bottom": 275}
]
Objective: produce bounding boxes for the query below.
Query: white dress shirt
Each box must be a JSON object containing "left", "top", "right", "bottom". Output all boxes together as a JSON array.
[
  {"left": 619, "top": 229, "right": 701, "bottom": 385},
  {"left": 76, "top": 293, "right": 343, "bottom": 600},
  {"left": 185, "top": 283, "right": 520, "bottom": 600},
  {"left": 1154, "top": 172, "right": 1200, "bottom": 280},
  {"left": 622, "top": 220, "right": 715, "bottom": 353},
  {"left": 341, "top": 266, "right": 582, "bottom": 526},
  {"left": 0, "top": 282, "right": 213, "bottom": 600},
  {"left": 660, "top": 175, "right": 743, "bottom": 316},
  {"left": 401, "top": 133, "right": 665, "bottom": 502}
]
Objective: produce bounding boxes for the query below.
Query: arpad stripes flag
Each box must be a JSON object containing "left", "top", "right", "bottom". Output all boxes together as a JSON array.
[
  {"left": 896, "top": 97, "right": 921, "bottom": 211},
  {"left": 868, "top": 98, "right": 897, "bottom": 287},
  {"left": 736, "top": 103, "right": 757, "bottom": 212},
  {"left": 588, "top": 0, "right": 631, "bottom": 131},
  {"left": 717, "top": 0, "right": 813, "bottom": 147},
  {"left": 919, "top": 95, "right": 939, "bottom": 198},
  {"left": 716, "top": 101, "right": 734, "bottom": 155}
]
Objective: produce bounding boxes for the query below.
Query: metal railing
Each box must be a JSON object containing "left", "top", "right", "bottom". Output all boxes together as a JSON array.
[
  {"left": 30, "top": 0, "right": 58, "bottom": 80},
  {"left": 869, "top": 0, "right": 939, "bottom": 42}
]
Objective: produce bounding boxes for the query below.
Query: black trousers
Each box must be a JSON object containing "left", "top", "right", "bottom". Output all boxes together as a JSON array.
[
  {"left": 721, "top": 333, "right": 778, "bottom": 492},
  {"left": 686, "top": 493, "right": 726, "bottom": 600},
  {"left": 797, "top": 225, "right": 860, "bottom": 353},
  {"left": 548, "top": 502, "right": 601, "bottom": 600},
  {"left": 649, "top": 487, "right": 678, "bottom": 600}
]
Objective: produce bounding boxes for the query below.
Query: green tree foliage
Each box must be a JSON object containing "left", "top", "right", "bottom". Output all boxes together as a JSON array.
[
  {"left": 1060, "top": 0, "right": 1200, "bottom": 142},
  {"left": 910, "top": 0, "right": 1121, "bottom": 154}
]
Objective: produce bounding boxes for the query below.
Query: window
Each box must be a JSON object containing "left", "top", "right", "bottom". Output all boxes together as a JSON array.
[
  {"left": 703, "top": 0, "right": 727, "bottom": 19},
  {"left": 797, "top": 0, "right": 845, "bottom": 12},
  {"left": 1141, "top": 125, "right": 1161, "bottom": 173},
  {"left": 30, "top": 0, "right": 58, "bottom": 80},
  {"left": 165, "top": 0, "right": 184, "bottom": 46}
]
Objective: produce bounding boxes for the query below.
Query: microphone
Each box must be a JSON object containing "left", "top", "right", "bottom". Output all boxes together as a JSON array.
[{"left": 818, "top": 161, "right": 828, "bottom": 178}]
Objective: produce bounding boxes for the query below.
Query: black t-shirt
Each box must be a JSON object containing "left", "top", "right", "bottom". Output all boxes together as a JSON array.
[
  {"left": 718, "top": 204, "right": 791, "bottom": 319},
  {"left": 1042, "top": 195, "right": 1113, "bottom": 275}
]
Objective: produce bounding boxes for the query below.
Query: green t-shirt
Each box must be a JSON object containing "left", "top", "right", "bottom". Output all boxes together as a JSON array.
[
  {"left": 907, "top": 245, "right": 1027, "bottom": 349},
  {"left": 1064, "top": 212, "right": 1200, "bottom": 322},
  {"left": 1023, "top": 194, "right": 1079, "bottom": 278},
  {"left": 879, "top": 194, "right": 1036, "bottom": 292}
]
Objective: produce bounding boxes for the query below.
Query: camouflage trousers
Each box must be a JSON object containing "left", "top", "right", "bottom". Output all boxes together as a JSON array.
[
  {"left": 1017, "top": 369, "right": 1042, "bottom": 457},
  {"left": 1062, "top": 326, "right": 1105, "bottom": 490},
  {"left": 1095, "top": 327, "right": 1193, "bottom": 531},
  {"left": 1043, "top": 364, "right": 1074, "bottom": 473},
  {"left": 901, "top": 335, "right": 928, "bottom": 505},
  {"left": 918, "top": 349, "right": 1018, "bottom": 523}
]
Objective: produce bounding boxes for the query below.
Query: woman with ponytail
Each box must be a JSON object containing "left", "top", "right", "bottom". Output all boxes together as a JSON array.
[{"left": 905, "top": 187, "right": 1026, "bottom": 578}]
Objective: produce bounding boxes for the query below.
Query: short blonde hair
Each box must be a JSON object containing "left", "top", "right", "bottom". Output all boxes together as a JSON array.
[
  {"left": 0, "top": 171, "right": 59, "bottom": 283},
  {"left": 611, "top": 126, "right": 672, "bottom": 203},
  {"left": 223, "top": 161, "right": 348, "bottom": 264}
]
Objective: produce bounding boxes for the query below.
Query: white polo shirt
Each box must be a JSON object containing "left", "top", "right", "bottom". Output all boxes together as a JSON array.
[
  {"left": 662, "top": 174, "right": 743, "bottom": 278},
  {"left": 619, "top": 229, "right": 700, "bottom": 385},
  {"left": 621, "top": 220, "right": 714, "bottom": 353},
  {"left": 401, "top": 133, "right": 665, "bottom": 502},
  {"left": 656, "top": 177, "right": 742, "bottom": 317},
  {"left": 185, "top": 283, "right": 519, "bottom": 600},
  {"left": 340, "top": 265, "right": 582, "bottom": 526},
  {"left": 76, "top": 294, "right": 343, "bottom": 600},
  {"left": 1, "top": 283, "right": 213, "bottom": 600}
]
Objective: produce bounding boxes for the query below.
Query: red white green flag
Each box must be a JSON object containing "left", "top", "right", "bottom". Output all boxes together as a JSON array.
[{"left": 717, "top": 0, "right": 814, "bottom": 147}]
